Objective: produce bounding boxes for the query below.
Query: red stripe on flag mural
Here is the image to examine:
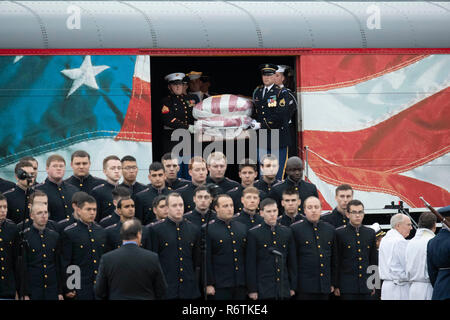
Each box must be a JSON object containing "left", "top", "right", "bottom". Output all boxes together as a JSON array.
[
  {"left": 308, "top": 151, "right": 450, "bottom": 207},
  {"left": 304, "top": 175, "right": 332, "bottom": 211},
  {"left": 303, "top": 86, "right": 450, "bottom": 173},
  {"left": 300, "top": 55, "right": 427, "bottom": 92},
  {"left": 115, "top": 77, "right": 152, "bottom": 142}
]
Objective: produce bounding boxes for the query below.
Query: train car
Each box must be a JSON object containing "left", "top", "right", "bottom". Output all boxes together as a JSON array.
[{"left": 0, "top": 1, "right": 449, "bottom": 223}]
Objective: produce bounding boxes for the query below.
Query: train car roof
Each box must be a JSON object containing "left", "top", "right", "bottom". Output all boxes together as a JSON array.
[{"left": 0, "top": 1, "right": 449, "bottom": 49}]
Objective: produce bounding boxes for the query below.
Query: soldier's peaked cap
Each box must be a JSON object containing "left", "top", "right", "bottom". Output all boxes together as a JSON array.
[{"left": 259, "top": 63, "right": 277, "bottom": 75}]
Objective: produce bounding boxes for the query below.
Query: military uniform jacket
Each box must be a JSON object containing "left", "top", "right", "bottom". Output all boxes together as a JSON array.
[
  {"left": 99, "top": 211, "right": 120, "bottom": 229},
  {"left": 184, "top": 209, "right": 216, "bottom": 229},
  {"left": 0, "top": 219, "right": 19, "bottom": 297},
  {"left": 335, "top": 224, "right": 377, "bottom": 294},
  {"left": 119, "top": 181, "right": 148, "bottom": 199},
  {"left": 105, "top": 221, "right": 151, "bottom": 253},
  {"left": 227, "top": 185, "right": 267, "bottom": 214},
  {"left": 4, "top": 185, "right": 29, "bottom": 224},
  {"left": 21, "top": 226, "right": 62, "bottom": 300},
  {"left": 232, "top": 210, "right": 264, "bottom": 231},
  {"left": 254, "top": 178, "right": 280, "bottom": 196},
  {"left": 17, "top": 219, "right": 58, "bottom": 233},
  {"left": 60, "top": 221, "right": 107, "bottom": 300},
  {"left": 0, "top": 178, "right": 15, "bottom": 194},
  {"left": 206, "top": 176, "right": 240, "bottom": 194},
  {"left": 91, "top": 182, "right": 117, "bottom": 222},
  {"left": 269, "top": 177, "right": 318, "bottom": 215},
  {"left": 160, "top": 93, "right": 197, "bottom": 130},
  {"left": 65, "top": 174, "right": 105, "bottom": 195},
  {"left": 149, "top": 218, "right": 201, "bottom": 299},
  {"left": 246, "top": 222, "right": 297, "bottom": 299},
  {"left": 427, "top": 228, "right": 450, "bottom": 300},
  {"left": 277, "top": 213, "right": 304, "bottom": 227},
  {"left": 205, "top": 219, "right": 247, "bottom": 289},
  {"left": 252, "top": 84, "right": 292, "bottom": 148},
  {"left": 290, "top": 219, "right": 338, "bottom": 294},
  {"left": 178, "top": 182, "right": 204, "bottom": 213},
  {"left": 321, "top": 208, "right": 349, "bottom": 229},
  {"left": 36, "top": 178, "right": 78, "bottom": 222},
  {"left": 166, "top": 178, "right": 190, "bottom": 191},
  {"left": 56, "top": 216, "right": 77, "bottom": 234},
  {"left": 135, "top": 186, "right": 170, "bottom": 224}
]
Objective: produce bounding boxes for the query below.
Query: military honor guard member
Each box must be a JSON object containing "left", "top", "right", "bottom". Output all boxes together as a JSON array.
[
  {"left": 56, "top": 191, "right": 87, "bottom": 234},
  {"left": 379, "top": 213, "right": 412, "bottom": 300},
  {"left": 20, "top": 201, "right": 63, "bottom": 300},
  {"left": 291, "top": 196, "right": 337, "bottom": 300},
  {"left": 0, "top": 194, "right": 19, "bottom": 299},
  {"left": 321, "top": 184, "right": 354, "bottom": 228},
  {"left": 60, "top": 195, "right": 107, "bottom": 300},
  {"left": 178, "top": 156, "right": 208, "bottom": 213},
  {"left": 161, "top": 153, "right": 190, "bottom": 191},
  {"left": 184, "top": 185, "right": 215, "bottom": 229},
  {"left": 232, "top": 187, "right": 263, "bottom": 231},
  {"left": 277, "top": 188, "right": 304, "bottom": 227},
  {"left": 334, "top": 200, "right": 378, "bottom": 300},
  {"left": 269, "top": 156, "right": 318, "bottom": 215},
  {"left": 227, "top": 159, "right": 259, "bottom": 213},
  {"left": 16, "top": 191, "right": 58, "bottom": 233},
  {"left": 91, "top": 155, "right": 122, "bottom": 222},
  {"left": 0, "top": 178, "right": 15, "bottom": 195},
  {"left": 134, "top": 162, "right": 170, "bottom": 224},
  {"left": 119, "top": 155, "right": 147, "bottom": 197},
  {"left": 64, "top": 150, "right": 105, "bottom": 195},
  {"left": 427, "top": 206, "right": 450, "bottom": 300},
  {"left": 149, "top": 193, "right": 201, "bottom": 299},
  {"left": 36, "top": 154, "right": 78, "bottom": 222},
  {"left": 254, "top": 154, "right": 280, "bottom": 195},
  {"left": 4, "top": 160, "right": 36, "bottom": 224},
  {"left": 205, "top": 152, "right": 239, "bottom": 194},
  {"left": 98, "top": 186, "right": 132, "bottom": 228},
  {"left": 151, "top": 195, "right": 169, "bottom": 222},
  {"left": 246, "top": 198, "right": 297, "bottom": 300},
  {"left": 205, "top": 195, "right": 247, "bottom": 300},
  {"left": 251, "top": 63, "right": 294, "bottom": 180}
]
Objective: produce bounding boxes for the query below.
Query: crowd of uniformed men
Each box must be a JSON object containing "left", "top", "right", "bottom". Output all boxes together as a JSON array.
[{"left": 0, "top": 63, "right": 448, "bottom": 301}]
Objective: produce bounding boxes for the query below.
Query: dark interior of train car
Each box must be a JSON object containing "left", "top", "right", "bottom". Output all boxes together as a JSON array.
[{"left": 150, "top": 56, "right": 296, "bottom": 182}]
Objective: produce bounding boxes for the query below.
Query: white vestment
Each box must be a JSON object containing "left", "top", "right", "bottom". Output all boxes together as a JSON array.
[
  {"left": 405, "top": 228, "right": 435, "bottom": 300},
  {"left": 379, "top": 229, "right": 410, "bottom": 300}
]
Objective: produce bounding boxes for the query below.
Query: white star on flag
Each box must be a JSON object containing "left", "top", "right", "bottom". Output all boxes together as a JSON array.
[
  {"left": 13, "top": 56, "right": 23, "bottom": 63},
  {"left": 61, "top": 55, "right": 110, "bottom": 97}
]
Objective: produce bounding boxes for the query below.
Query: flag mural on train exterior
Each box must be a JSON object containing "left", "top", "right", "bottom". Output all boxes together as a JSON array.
[
  {"left": 0, "top": 55, "right": 152, "bottom": 182},
  {"left": 300, "top": 54, "right": 450, "bottom": 210}
]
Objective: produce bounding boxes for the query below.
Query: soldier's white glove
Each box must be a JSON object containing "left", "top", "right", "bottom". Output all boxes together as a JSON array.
[
  {"left": 251, "top": 119, "right": 261, "bottom": 130},
  {"left": 188, "top": 125, "right": 195, "bottom": 134}
]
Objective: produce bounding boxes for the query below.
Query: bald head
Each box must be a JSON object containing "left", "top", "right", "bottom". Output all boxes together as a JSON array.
[
  {"left": 391, "top": 213, "right": 412, "bottom": 238},
  {"left": 285, "top": 157, "right": 303, "bottom": 182},
  {"left": 120, "top": 218, "right": 142, "bottom": 244}
]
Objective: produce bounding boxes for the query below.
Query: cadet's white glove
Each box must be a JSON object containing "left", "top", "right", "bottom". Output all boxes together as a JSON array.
[
  {"left": 251, "top": 119, "right": 261, "bottom": 130},
  {"left": 188, "top": 125, "right": 195, "bottom": 134}
]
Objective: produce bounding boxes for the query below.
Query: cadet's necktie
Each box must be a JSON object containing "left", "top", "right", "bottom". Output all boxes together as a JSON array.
[{"left": 263, "top": 87, "right": 267, "bottom": 97}]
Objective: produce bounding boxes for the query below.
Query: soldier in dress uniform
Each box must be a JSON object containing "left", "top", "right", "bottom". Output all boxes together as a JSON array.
[
  {"left": 227, "top": 159, "right": 259, "bottom": 213},
  {"left": 119, "top": 155, "right": 147, "bottom": 198},
  {"left": 205, "top": 152, "right": 240, "bottom": 194},
  {"left": 64, "top": 150, "right": 105, "bottom": 195},
  {"left": 254, "top": 154, "right": 280, "bottom": 195},
  {"left": 99, "top": 186, "right": 132, "bottom": 228},
  {"left": 187, "top": 71, "right": 204, "bottom": 102},
  {"left": 19, "top": 156, "right": 39, "bottom": 186},
  {"left": 91, "top": 155, "right": 122, "bottom": 222},
  {"left": 269, "top": 156, "right": 318, "bottom": 216},
  {"left": 152, "top": 195, "right": 168, "bottom": 222},
  {"left": 134, "top": 162, "right": 170, "bottom": 224},
  {"left": 20, "top": 201, "right": 63, "bottom": 300},
  {"left": 0, "top": 177, "right": 15, "bottom": 195},
  {"left": 161, "top": 72, "right": 198, "bottom": 155},
  {"left": 427, "top": 206, "right": 450, "bottom": 300},
  {"left": 321, "top": 184, "right": 353, "bottom": 228},
  {"left": 149, "top": 193, "right": 201, "bottom": 299},
  {"left": 35, "top": 154, "right": 78, "bottom": 222},
  {"left": 4, "top": 160, "right": 35, "bottom": 224},
  {"left": 205, "top": 194, "right": 247, "bottom": 300},
  {"left": 178, "top": 156, "right": 208, "bottom": 213},
  {"left": 232, "top": 187, "right": 263, "bottom": 231},
  {"left": 251, "top": 64, "right": 294, "bottom": 180},
  {"left": 184, "top": 185, "right": 215, "bottom": 228},
  {"left": 56, "top": 191, "right": 87, "bottom": 234},
  {"left": 161, "top": 153, "right": 190, "bottom": 191},
  {"left": 334, "top": 200, "right": 377, "bottom": 300},
  {"left": 60, "top": 195, "right": 107, "bottom": 300},
  {"left": 277, "top": 188, "right": 304, "bottom": 227},
  {"left": 291, "top": 196, "right": 338, "bottom": 300},
  {"left": 0, "top": 194, "right": 19, "bottom": 299},
  {"left": 247, "top": 198, "right": 297, "bottom": 300},
  {"left": 16, "top": 191, "right": 58, "bottom": 232}
]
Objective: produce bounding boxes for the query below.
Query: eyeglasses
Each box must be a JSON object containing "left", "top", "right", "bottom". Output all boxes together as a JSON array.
[{"left": 349, "top": 211, "right": 364, "bottom": 215}]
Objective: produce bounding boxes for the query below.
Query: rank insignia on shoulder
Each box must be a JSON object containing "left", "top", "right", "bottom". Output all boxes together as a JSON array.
[
  {"left": 279, "top": 98, "right": 286, "bottom": 107},
  {"left": 162, "top": 105, "right": 170, "bottom": 114}
]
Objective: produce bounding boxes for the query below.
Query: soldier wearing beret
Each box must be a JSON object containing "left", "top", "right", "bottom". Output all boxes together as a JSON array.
[
  {"left": 205, "top": 195, "right": 247, "bottom": 300},
  {"left": 291, "top": 196, "right": 338, "bottom": 300},
  {"left": 246, "top": 198, "right": 297, "bottom": 300},
  {"left": 35, "top": 154, "right": 78, "bottom": 222},
  {"left": 60, "top": 195, "right": 107, "bottom": 300},
  {"left": 64, "top": 150, "right": 105, "bottom": 195},
  {"left": 252, "top": 64, "right": 293, "bottom": 180},
  {"left": 334, "top": 200, "right": 377, "bottom": 300},
  {"left": 149, "top": 193, "right": 201, "bottom": 299}
]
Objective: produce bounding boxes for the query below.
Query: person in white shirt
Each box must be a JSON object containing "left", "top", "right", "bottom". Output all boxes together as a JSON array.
[
  {"left": 405, "top": 212, "right": 436, "bottom": 300},
  {"left": 379, "top": 213, "right": 413, "bottom": 300}
]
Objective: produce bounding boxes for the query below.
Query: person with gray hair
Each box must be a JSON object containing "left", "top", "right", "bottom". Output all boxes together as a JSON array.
[
  {"left": 95, "top": 218, "right": 167, "bottom": 300},
  {"left": 379, "top": 213, "right": 412, "bottom": 300},
  {"left": 405, "top": 212, "right": 436, "bottom": 300}
]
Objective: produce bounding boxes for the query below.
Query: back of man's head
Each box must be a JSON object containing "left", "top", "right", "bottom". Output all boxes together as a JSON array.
[
  {"left": 120, "top": 218, "right": 142, "bottom": 241},
  {"left": 418, "top": 212, "right": 437, "bottom": 230}
]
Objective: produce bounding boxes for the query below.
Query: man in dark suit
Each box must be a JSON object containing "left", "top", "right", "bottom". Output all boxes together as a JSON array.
[{"left": 95, "top": 218, "right": 167, "bottom": 300}]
